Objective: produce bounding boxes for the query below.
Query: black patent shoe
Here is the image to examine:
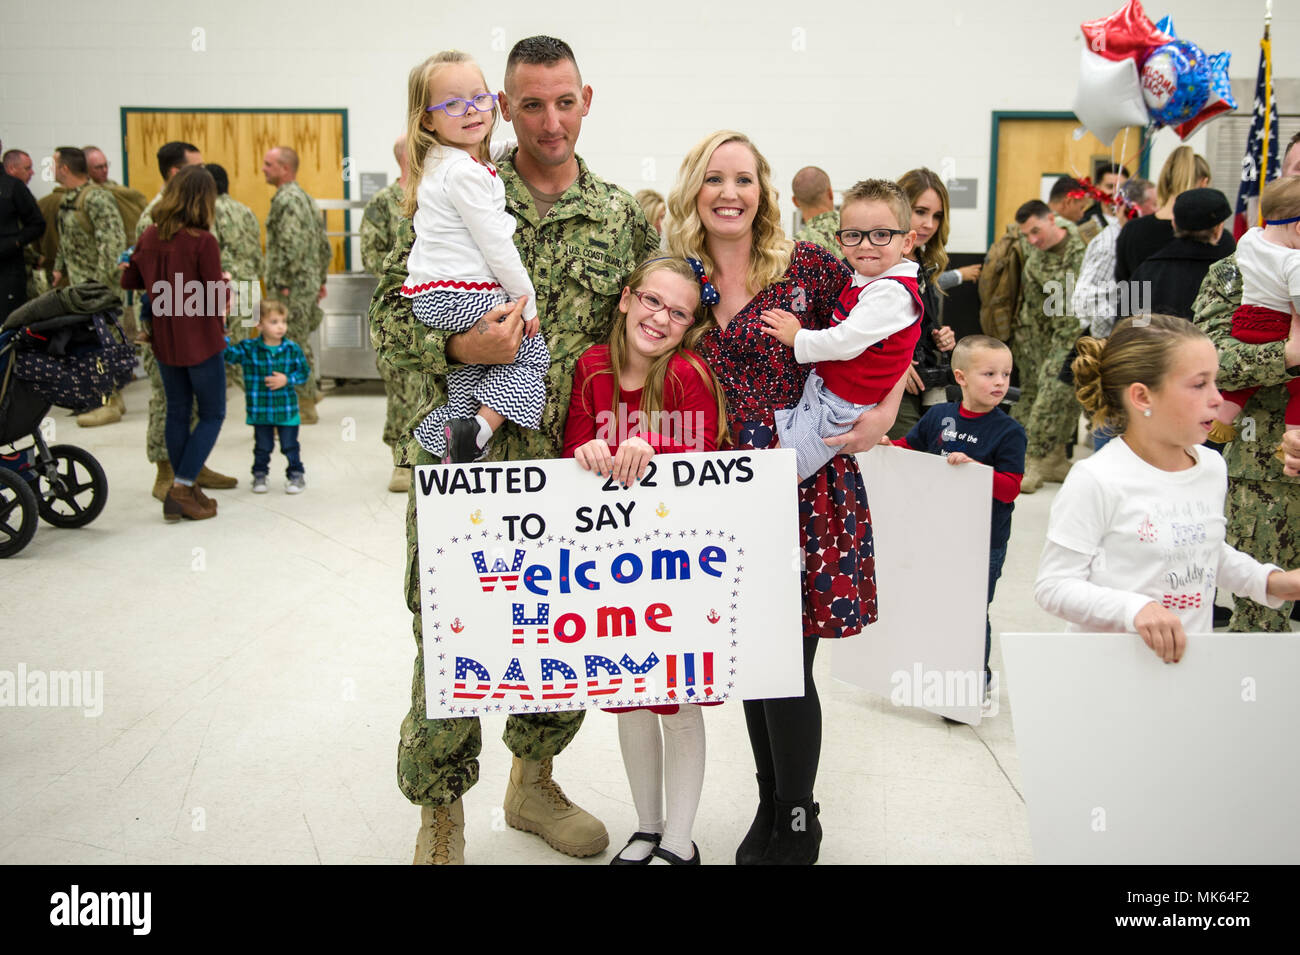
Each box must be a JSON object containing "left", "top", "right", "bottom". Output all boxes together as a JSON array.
[
  {"left": 652, "top": 842, "right": 701, "bottom": 865},
  {"left": 443, "top": 417, "right": 485, "bottom": 464},
  {"left": 610, "top": 831, "right": 661, "bottom": 865}
]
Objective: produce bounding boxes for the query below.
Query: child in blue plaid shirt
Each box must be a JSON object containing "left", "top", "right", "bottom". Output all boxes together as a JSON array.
[{"left": 225, "top": 300, "right": 310, "bottom": 493}]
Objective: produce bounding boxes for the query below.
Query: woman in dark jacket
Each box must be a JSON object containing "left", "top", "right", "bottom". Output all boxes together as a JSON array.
[
  {"left": 1125, "top": 188, "right": 1234, "bottom": 320},
  {"left": 122, "top": 165, "right": 228, "bottom": 521}
]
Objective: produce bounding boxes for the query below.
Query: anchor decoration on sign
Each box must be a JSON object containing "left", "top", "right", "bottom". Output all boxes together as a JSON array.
[
  {"left": 449, "top": 618, "right": 465, "bottom": 633},
  {"left": 473, "top": 549, "right": 526, "bottom": 592},
  {"left": 665, "top": 652, "right": 716, "bottom": 700},
  {"left": 707, "top": 608, "right": 720, "bottom": 624}
]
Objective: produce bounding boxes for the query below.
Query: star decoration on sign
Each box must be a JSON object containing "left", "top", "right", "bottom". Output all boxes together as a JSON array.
[
  {"left": 436, "top": 548, "right": 445, "bottom": 556},
  {"left": 495, "top": 533, "right": 503, "bottom": 540},
  {"left": 451, "top": 536, "right": 459, "bottom": 544}
]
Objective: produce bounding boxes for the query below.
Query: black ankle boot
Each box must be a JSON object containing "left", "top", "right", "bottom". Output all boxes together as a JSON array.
[
  {"left": 734, "top": 775, "right": 775, "bottom": 865},
  {"left": 758, "top": 796, "right": 822, "bottom": 865}
]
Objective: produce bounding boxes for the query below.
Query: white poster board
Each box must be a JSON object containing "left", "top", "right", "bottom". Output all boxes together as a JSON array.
[
  {"left": 1002, "top": 631, "right": 1300, "bottom": 864},
  {"left": 414, "top": 451, "right": 804, "bottom": 718},
  {"left": 832, "top": 445, "right": 991, "bottom": 724}
]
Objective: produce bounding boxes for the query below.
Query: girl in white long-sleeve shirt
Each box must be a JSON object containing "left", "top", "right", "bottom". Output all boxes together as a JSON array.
[
  {"left": 399, "top": 49, "right": 547, "bottom": 462},
  {"left": 1035, "top": 315, "right": 1300, "bottom": 662}
]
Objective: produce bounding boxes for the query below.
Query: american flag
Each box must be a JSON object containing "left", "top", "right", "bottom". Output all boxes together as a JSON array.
[{"left": 1234, "top": 28, "right": 1279, "bottom": 239}]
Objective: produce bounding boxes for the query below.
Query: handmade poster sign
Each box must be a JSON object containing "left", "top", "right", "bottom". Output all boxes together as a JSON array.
[
  {"left": 1003, "top": 631, "right": 1300, "bottom": 863},
  {"left": 832, "top": 445, "right": 991, "bottom": 724},
  {"left": 414, "top": 450, "right": 804, "bottom": 718}
]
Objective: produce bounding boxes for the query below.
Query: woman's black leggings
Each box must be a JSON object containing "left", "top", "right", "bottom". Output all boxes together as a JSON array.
[{"left": 743, "top": 635, "right": 821, "bottom": 802}]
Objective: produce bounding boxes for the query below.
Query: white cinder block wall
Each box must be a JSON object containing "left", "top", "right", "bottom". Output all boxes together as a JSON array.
[{"left": 2, "top": 0, "right": 1293, "bottom": 256}]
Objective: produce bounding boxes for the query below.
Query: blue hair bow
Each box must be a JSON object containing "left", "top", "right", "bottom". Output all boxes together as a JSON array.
[{"left": 685, "top": 257, "right": 721, "bottom": 307}]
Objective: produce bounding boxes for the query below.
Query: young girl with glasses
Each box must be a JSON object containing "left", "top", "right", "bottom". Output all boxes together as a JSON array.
[
  {"left": 1036, "top": 315, "right": 1300, "bottom": 660},
  {"left": 399, "top": 49, "right": 547, "bottom": 463},
  {"left": 561, "top": 255, "right": 727, "bottom": 864}
]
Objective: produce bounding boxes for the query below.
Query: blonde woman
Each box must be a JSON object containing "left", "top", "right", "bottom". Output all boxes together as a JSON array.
[
  {"left": 1116, "top": 146, "right": 1232, "bottom": 279},
  {"left": 666, "top": 130, "right": 902, "bottom": 865}
]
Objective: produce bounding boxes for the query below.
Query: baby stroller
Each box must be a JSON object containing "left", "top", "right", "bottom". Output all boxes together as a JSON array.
[{"left": 0, "top": 293, "right": 135, "bottom": 557}]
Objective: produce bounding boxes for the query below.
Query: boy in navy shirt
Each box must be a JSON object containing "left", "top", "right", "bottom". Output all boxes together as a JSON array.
[
  {"left": 225, "top": 300, "right": 310, "bottom": 494},
  {"left": 888, "top": 335, "right": 1026, "bottom": 697}
]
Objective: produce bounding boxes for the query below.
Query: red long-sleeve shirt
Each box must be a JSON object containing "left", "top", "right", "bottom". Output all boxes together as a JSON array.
[
  {"left": 122, "top": 225, "right": 227, "bottom": 366},
  {"left": 562, "top": 346, "right": 721, "bottom": 457}
]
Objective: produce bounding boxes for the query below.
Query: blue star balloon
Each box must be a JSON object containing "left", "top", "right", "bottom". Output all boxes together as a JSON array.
[
  {"left": 1154, "top": 15, "right": 1176, "bottom": 38},
  {"left": 1174, "top": 49, "right": 1236, "bottom": 138},
  {"left": 1140, "top": 39, "right": 1211, "bottom": 126}
]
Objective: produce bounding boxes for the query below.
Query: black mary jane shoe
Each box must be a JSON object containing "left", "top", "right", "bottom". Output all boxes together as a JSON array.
[
  {"left": 610, "top": 831, "right": 662, "bottom": 865},
  {"left": 651, "top": 842, "right": 701, "bottom": 865}
]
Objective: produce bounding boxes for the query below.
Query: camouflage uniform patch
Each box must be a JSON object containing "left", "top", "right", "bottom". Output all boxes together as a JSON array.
[
  {"left": 372, "top": 151, "right": 659, "bottom": 805},
  {"left": 362, "top": 182, "right": 423, "bottom": 463},
  {"left": 213, "top": 193, "right": 264, "bottom": 385},
  {"left": 54, "top": 183, "right": 126, "bottom": 292},
  {"left": 1014, "top": 218, "right": 1085, "bottom": 456},
  {"left": 266, "top": 181, "right": 331, "bottom": 401},
  {"left": 793, "top": 210, "right": 841, "bottom": 257},
  {"left": 1192, "top": 254, "right": 1300, "bottom": 631}
]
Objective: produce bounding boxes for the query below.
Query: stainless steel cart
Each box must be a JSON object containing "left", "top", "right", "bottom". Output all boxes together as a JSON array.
[{"left": 309, "top": 198, "right": 381, "bottom": 381}]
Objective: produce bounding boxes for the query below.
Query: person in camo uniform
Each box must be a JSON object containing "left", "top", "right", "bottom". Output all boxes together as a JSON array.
[
  {"left": 207, "top": 163, "right": 264, "bottom": 384},
  {"left": 263, "top": 145, "right": 332, "bottom": 425},
  {"left": 791, "top": 166, "right": 840, "bottom": 255},
  {"left": 1011, "top": 199, "right": 1086, "bottom": 494},
  {"left": 134, "top": 143, "right": 238, "bottom": 498},
  {"left": 1191, "top": 133, "right": 1300, "bottom": 634},
  {"left": 361, "top": 134, "right": 422, "bottom": 494},
  {"left": 370, "top": 35, "right": 659, "bottom": 866},
  {"left": 49, "top": 147, "right": 127, "bottom": 427}
]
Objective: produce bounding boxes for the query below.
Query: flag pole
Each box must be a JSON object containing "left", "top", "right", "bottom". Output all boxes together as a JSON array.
[{"left": 1260, "top": 0, "right": 1273, "bottom": 224}]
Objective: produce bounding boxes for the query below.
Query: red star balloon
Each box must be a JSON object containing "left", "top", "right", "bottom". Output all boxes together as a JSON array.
[{"left": 1081, "top": 0, "right": 1172, "bottom": 63}]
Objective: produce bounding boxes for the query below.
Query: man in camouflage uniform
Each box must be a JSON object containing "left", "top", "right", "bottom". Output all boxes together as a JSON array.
[
  {"left": 1190, "top": 135, "right": 1300, "bottom": 633},
  {"left": 264, "top": 146, "right": 331, "bottom": 424},
  {"left": 791, "top": 166, "right": 839, "bottom": 254},
  {"left": 371, "top": 36, "right": 659, "bottom": 865},
  {"left": 1012, "top": 200, "right": 1086, "bottom": 493},
  {"left": 133, "top": 143, "right": 238, "bottom": 497},
  {"left": 361, "top": 135, "right": 422, "bottom": 494},
  {"left": 49, "top": 147, "right": 127, "bottom": 427},
  {"left": 207, "top": 163, "right": 264, "bottom": 384}
]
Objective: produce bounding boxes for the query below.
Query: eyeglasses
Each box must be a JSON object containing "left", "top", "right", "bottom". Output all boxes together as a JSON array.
[
  {"left": 427, "top": 93, "right": 498, "bottom": 117},
  {"left": 835, "top": 228, "right": 908, "bottom": 247},
  {"left": 631, "top": 289, "right": 695, "bottom": 326}
]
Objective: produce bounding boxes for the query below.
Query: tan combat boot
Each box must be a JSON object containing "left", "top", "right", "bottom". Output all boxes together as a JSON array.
[
  {"left": 197, "top": 466, "right": 238, "bottom": 489},
  {"left": 76, "top": 399, "right": 122, "bottom": 427},
  {"left": 388, "top": 466, "right": 411, "bottom": 493},
  {"left": 504, "top": 757, "right": 609, "bottom": 857},
  {"left": 412, "top": 800, "right": 465, "bottom": 865},
  {"left": 1020, "top": 456, "right": 1046, "bottom": 494},
  {"left": 1041, "top": 445, "right": 1072, "bottom": 484},
  {"left": 152, "top": 461, "right": 175, "bottom": 502},
  {"left": 299, "top": 396, "right": 319, "bottom": 425}
]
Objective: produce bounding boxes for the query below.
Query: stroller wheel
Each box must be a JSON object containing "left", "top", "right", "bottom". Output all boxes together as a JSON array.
[
  {"left": 35, "top": 444, "right": 108, "bottom": 529},
  {"left": 0, "top": 467, "right": 39, "bottom": 557}
]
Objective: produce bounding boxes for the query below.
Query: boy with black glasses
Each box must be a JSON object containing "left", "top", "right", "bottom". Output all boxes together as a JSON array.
[{"left": 759, "top": 178, "right": 925, "bottom": 480}]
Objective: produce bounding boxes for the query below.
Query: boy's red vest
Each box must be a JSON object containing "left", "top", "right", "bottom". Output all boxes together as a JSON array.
[{"left": 815, "top": 274, "right": 925, "bottom": 406}]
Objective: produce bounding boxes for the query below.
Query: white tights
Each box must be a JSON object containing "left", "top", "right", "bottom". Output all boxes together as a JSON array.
[{"left": 615, "top": 706, "right": 706, "bottom": 861}]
